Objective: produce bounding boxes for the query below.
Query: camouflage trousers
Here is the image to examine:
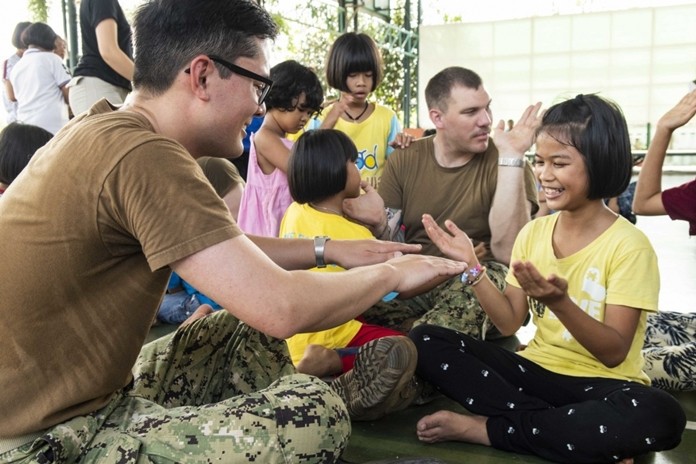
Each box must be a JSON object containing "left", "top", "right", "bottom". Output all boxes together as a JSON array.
[
  {"left": 363, "top": 261, "right": 510, "bottom": 339},
  {"left": 3, "top": 311, "right": 350, "bottom": 463}
]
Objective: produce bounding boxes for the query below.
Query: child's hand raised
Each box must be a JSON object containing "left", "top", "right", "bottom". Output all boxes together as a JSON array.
[
  {"left": 422, "top": 214, "right": 477, "bottom": 265},
  {"left": 511, "top": 261, "right": 568, "bottom": 308}
]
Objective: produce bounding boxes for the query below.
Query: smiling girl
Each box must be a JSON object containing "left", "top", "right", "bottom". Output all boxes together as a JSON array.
[{"left": 410, "top": 94, "right": 686, "bottom": 463}]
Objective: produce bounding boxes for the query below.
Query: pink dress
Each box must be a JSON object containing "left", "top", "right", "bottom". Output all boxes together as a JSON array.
[{"left": 237, "top": 134, "right": 294, "bottom": 237}]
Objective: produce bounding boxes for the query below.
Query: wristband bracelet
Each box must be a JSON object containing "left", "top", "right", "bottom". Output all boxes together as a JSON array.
[
  {"left": 314, "top": 236, "right": 331, "bottom": 268},
  {"left": 461, "top": 263, "right": 486, "bottom": 286}
]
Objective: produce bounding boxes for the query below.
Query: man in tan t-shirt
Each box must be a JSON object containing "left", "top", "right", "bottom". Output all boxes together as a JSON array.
[
  {"left": 345, "top": 66, "right": 541, "bottom": 338},
  {"left": 0, "top": 1, "right": 466, "bottom": 462}
]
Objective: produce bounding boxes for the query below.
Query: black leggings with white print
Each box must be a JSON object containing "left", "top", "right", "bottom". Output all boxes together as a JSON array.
[{"left": 410, "top": 324, "right": 686, "bottom": 464}]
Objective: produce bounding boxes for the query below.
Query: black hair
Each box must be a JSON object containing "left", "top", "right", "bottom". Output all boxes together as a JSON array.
[
  {"left": 425, "top": 66, "right": 483, "bottom": 111},
  {"left": 0, "top": 123, "right": 53, "bottom": 185},
  {"left": 20, "top": 22, "right": 58, "bottom": 51},
  {"left": 537, "top": 94, "right": 633, "bottom": 199},
  {"left": 288, "top": 129, "right": 358, "bottom": 204},
  {"left": 132, "top": 0, "right": 278, "bottom": 94},
  {"left": 265, "top": 60, "right": 323, "bottom": 114},
  {"left": 11, "top": 21, "right": 32, "bottom": 49},
  {"left": 326, "top": 32, "right": 383, "bottom": 92}
]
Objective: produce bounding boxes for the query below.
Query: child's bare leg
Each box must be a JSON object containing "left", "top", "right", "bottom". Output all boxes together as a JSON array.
[
  {"left": 296, "top": 344, "right": 342, "bottom": 377},
  {"left": 416, "top": 410, "right": 490, "bottom": 446}
]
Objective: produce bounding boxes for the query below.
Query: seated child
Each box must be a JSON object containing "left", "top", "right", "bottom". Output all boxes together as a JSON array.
[
  {"left": 280, "top": 129, "right": 418, "bottom": 420},
  {"left": 411, "top": 94, "right": 685, "bottom": 463}
]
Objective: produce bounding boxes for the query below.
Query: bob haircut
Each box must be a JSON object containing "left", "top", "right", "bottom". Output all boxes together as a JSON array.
[
  {"left": 326, "top": 32, "right": 383, "bottom": 92},
  {"left": 0, "top": 123, "right": 53, "bottom": 185},
  {"left": 537, "top": 94, "right": 633, "bottom": 200},
  {"left": 20, "top": 22, "right": 58, "bottom": 51},
  {"left": 11, "top": 22, "right": 32, "bottom": 49},
  {"left": 425, "top": 66, "right": 483, "bottom": 112},
  {"left": 264, "top": 60, "right": 323, "bottom": 114},
  {"left": 288, "top": 129, "right": 358, "bottom": 204}
]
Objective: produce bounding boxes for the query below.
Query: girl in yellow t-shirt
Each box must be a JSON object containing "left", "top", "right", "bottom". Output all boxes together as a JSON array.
[
  {"left": 305, "top": 32, "right": 413, "bottom": 189},
  {"left": 280, "top": 128, "right": 406, "bottom": 375},
  {"left": 410, "top": 94, "right": 685, "bottom": 463},
  {"left": 280, "top": 129, "right": 417, "bottom": 421}
]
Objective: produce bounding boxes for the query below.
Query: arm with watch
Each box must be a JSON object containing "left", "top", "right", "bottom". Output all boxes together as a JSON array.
[
  {"left": 488, "top": 102, "right": 544, "bottom": 265},
  {"left": 245, "top": 234, "right": 420, "bottom": 270},
  {"left": 173, "top": 234, "right": 467, "bottom": 338}
]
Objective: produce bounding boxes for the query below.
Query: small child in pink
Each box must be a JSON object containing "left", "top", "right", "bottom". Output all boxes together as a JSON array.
[{"left": 237, "top": 60, "right": 323, "bottom": 236}]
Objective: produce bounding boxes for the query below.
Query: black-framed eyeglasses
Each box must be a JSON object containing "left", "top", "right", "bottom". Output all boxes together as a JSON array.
[{"left": 186, "top": 55, "right": 273, "bottom": 106}]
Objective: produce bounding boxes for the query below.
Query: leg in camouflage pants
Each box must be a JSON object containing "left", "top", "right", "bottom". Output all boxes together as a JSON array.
[
  {"left": 363, "top": 261, "right": 510, "bottom": 339},
  {"left": 3, "top": 311, "right": 350, "bottom": 464}
]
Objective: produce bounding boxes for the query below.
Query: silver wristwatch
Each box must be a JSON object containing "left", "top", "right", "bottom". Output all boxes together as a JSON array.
[
  {"left": 314, "top": 236, "right": 331, "bottom": 268},
  {"left": 498, "top": 157, "right": 526, "bottom": 168}
]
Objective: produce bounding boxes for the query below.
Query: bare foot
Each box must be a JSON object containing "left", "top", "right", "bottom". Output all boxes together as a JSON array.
[
  {"left": 296, "top": 344, "right": 342, "bottom": 377},
  {"left": 416, "top": 410, "right": 490, "bottom": 446},
  {"left": 180, "top": 304, "right": 214, "bottom": 327}
]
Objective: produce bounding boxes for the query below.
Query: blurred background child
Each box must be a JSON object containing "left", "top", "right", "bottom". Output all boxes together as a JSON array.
[{"left": 237, "top": 60, "right": 323, "bottom": 237}]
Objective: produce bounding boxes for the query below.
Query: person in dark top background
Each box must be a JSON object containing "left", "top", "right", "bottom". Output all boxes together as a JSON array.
[{"left": 68, "top": 0, "right": 133, "bottom": 115}]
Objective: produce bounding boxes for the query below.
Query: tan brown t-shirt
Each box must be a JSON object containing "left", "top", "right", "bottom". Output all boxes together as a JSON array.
[
  {"left": 0, "top": 100, "right": 241, "bottom": 436},
  {"left": 378, "top": 136, "right": 538, "bottom": 259}
]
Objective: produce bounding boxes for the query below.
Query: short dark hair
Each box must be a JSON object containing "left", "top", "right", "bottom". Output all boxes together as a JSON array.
[
  {"left": 425, "top": 66, "right": 483, "bottom": 111},
  {"left": 537, "top": 94, "right": 632, "bottom": 199},
  {"left": 265, "top": 60, "right": 323, "bottom": 114},
  {"left": 11, "top": 21, "right": 32, "bottom": 49},
  {"left": 0, "top": 123, "right": 53, "bottom": 185},
  {"left": 288, "top": 129, "right": 358, "bottom": 204},
  {"left": 326, "top": 32, "right": 383, "bottom": 92},
  {"left": 20, "top": 22, "right": 57, "bottom": 51},
  {"left": 132, "top": 0, "right": 278, "bottom": 95}
]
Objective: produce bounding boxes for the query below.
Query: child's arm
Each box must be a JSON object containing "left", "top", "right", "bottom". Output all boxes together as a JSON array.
[
  {"left": 422, "top": 214, "right": 529, "bottom": 336},
  {"left": 511, "top": 261, "right": 641, "bottom": 367},
  {"left": 254, "top": 127, "right": 292, "bottom": 174},
  {"left": 633, "top": 89, "right": 696, "bottom": 215},
  {"left": 318, "top": 98, "right": 350, "bottom": 129}
]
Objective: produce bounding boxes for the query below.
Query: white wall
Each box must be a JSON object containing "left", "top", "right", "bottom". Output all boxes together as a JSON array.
[{"left": 418, "top": 4, "right": 696, "bottom": 148}]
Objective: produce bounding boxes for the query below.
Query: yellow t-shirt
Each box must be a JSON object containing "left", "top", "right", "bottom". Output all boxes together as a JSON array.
[
  {"left": 509, "top": 214, "right": 659, "bottom": 384},
  {"left": 302, "top": 103, "right": 400, "bottom": 189},
  {"left": 280, "top": 202, "right": 374, "bottom": 365}
]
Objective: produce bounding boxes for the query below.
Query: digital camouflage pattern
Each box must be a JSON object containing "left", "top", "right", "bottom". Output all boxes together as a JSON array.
[
  {"left": 363, "top": 261, "right": 511, "bottom": 339},
  {"left": 3, "top": 311, "right": 350, "bottom": 463}
]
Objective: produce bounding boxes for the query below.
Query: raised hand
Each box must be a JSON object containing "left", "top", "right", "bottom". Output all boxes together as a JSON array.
[
  {"left": 657, "top": 89, "right": 696, "bottom": 131},
  {"left": 493, "top": 102, "right": 544, "bottom": 156},
  {"left": 422, "top": 214, "right": 477, "bottom": 265}
]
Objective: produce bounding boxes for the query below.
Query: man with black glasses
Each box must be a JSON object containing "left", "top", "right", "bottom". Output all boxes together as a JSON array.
[{"left": 0, "top": 1, "right": 465, "bottom": 462}]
